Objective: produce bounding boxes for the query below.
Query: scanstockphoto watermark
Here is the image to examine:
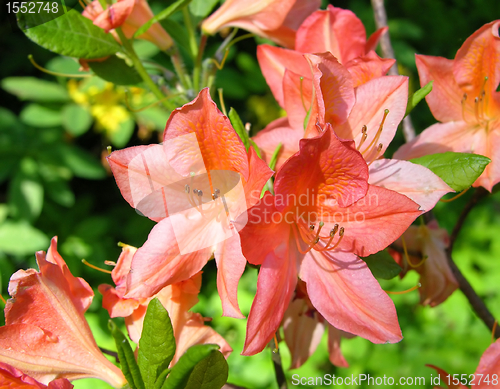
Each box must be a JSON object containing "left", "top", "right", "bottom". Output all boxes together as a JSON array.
[{"left": 291, "top": 373, "right": 429, "bottom": 386}]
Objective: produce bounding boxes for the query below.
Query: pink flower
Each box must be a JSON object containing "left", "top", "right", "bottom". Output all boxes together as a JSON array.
[
  {"left": 0, "top": 362, "right": 73, "bottom": 389},
  {"left": 99, "top": 244, "right": 232, "bottom": 365},
  {"left": 107, "top": 89, "right": 272, "bottom": 318},
  {"left": 83, "top": 0, "right": 173, "bottom": 50},
  {"left": 0, "top": 238, "right": 126, "bottom": 388},
  {"left": 474, "top": 338, "right": 500, "bottom": 388},
  {"left": 239, "top": 124, "right": 422, "bottom": 355},
  {"left": 202, "top": 0, "right": 321, "bottom": 48},
  {"left": 395, "top": 21, "right": 500, "bottom": 191}
]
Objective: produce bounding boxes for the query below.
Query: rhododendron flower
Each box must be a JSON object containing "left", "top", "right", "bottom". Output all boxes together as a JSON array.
[
  {"left": 395, "top": 21, "right": 500, "bottom": 191},
  {"left": 108, "top": 88, "right": 272, "bottom": 318},
  {"left": 239, "top": 124, "right": 422, "bottom": 355},
  {"left": 282, "top": 281, "right": 354, "bottom": 368},
  {"left": 0, "top": 238, "right": 126, "bottom": 388},
  {"left": 202, "top": 0, "right": 321, "bottom": 48},
  {"left": 255, "top": 52, "right": 452, "bottom": 212},
  {"left": 99, "top": 244, "right": 232, "bottom": 365},
  {"left": 426, "top": 365, "right": 469, "bottom": 389},
  {"left": 474, "top": 338, "right": 500, "bottom": 388},
  {"left": 0, "top": 362, "right": 73, "bottom": 389},
  {"left": 83, "top": 0, "right": 173, "bottom": 50},
  {"left": 389, "top": 221, "right": 458, "bottom": 307}
]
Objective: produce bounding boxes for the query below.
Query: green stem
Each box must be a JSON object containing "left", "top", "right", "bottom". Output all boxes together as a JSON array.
[
  {"left": 194, "top": 34, "right": 207, "bottom": 92},
  {"left": 115, "top": 28, "right": 170, "bottom": 109},
  {"left": 170, "top": 46, "right": 192, "bottom": 91},
  {"left": 183, "top": 7, "right": 198, "bottom": 60}
]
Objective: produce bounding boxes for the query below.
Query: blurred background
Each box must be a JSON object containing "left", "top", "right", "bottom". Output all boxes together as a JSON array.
[{"left": 1, "top": 0, "right": 500, "bottom": 387}]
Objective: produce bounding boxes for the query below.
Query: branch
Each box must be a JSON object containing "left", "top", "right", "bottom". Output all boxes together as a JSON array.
[
  {"left": 444, "top": 187, "right": 500, "bottom": 337},
  {"left": 370, "top": 0, "right": 416, "bottom": 142}
]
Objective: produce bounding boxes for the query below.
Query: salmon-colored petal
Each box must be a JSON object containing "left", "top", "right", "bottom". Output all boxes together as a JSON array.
[
  {"left": 242, "top": 237, "right": 299, "bottom": 355},
  {"left": 274, "top": 126, "right": 368, "bottom": 210},
  {"left": 426, "top": 365, "right": 468, "bottom": 389},
  {"left": 125, "top": 218, "right": 212, "bottom": 298},
  {"left": 345, "top": 51, "right": 395, "bottom": 88},
  {"left": 243, "top": 146, "right": 274, "bottom": 209},
  {"left": 0, "top": 362, "right": 47, "bottom": 389},
  {"left": 327, "top": 326, "right": 349, "bottom": 367},
  {"left": 257, "top": 45, "right": 311, "bottom": 108},
  {"left": 295, "top": 5, "right": 366, "bottom": 63},
  {"left": 163, "top": 88, "right": 249, "bottom": 181},
  {"left": 369, "top": 159, "right": 453, "bottom": 212},
  {"left": 306, "top": 53, "right": 355, "bottom": 130},
  {"left": 365, "top": 27, "right": 388, "bottom": 53},
  {"left": 475, "top": 339, "right": 500, "bottom": 389},
  {"left": 283, "top": 67, "right": 316, "bottom": 132},
  {"left": 252, "top": 118, "right": 302, "bottom": 170},
  {"left": 394, "top": 121, "right": 486, "bottom": 160},
  {"left": 214, "top": 234, "right": 247, "bottom": 319},
  {"left": 334, "top": 76, "right": 408, "bottom": 164},
  {"left": 283, "top": 299, "right": 324, "bottom": 369},
  {"left": 92, "top": 0, "right": 134, "bottom": 32},
  {"left": 453, "top": 21, "right": 500, "bottom": 104},
  {"left": 111, "top": 244, "right": 137, "bottom": 293},
  {"left": 474, "top": 120, "right": 500, "bottom": 191},
  {"left": 99, "top": 284, "right": 141, "bottom": 318},
  {"left": 415, "top": 55, "right": 465, "bottom": 122},
  {"left": 281, "top": 0, "right": 321, "bottom": 31},
  {"left": 322, "top": 185, "right": 421, "bottom": 257},
  {"left": 239, "top": 193, "right": 292, "bottom": 266},
  {"left": 300, "top": 250, "right": 402, "bottom": 344}
]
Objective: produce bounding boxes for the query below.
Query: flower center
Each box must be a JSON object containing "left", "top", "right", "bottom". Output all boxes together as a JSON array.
[{"left": 293, "top": 221, "right": 345, "bottom": 254}]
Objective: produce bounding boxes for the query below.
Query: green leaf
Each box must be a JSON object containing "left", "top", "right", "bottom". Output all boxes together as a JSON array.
[
  {"left": 138, "top": 298, "right": 176, "bottom": 389},
  {"left": 0, "top": 221, "right": 49, "bottom": 255},
  {"left": 1, "top": 77, "right": 69, "bottom": 102},
  {"left": 88, "top": 55, "right": 142, "bottom": 86},
  {"left": 57, "top": 144, "right": 106, "bottom": 179},
  {"left": 20, "top": 10, "right": 121, "bottom": 59},
  {"left": 163, "top": 344, "right": 220, "bottom": 389},
  {"left": 410, "top": 152, "right": 491, "bottom": 192},
  {"left": 405, "top": 80, "right": 433, "bottom": 116},
  {"left": 249, "top": 139, "right": 262, "bottom": 159},
  {"left": 20, "top": 104, "right": 63, "bottom": 127},
  {"left": 8, "top": 158, "right": 44, "bottom": 222},
  {"left": 134, "top": 0, "right": 192, "bottom": 38},
  {"left": 108, "top": 320, "right": 145, "bottom": 389},
  {"left": 362, "top": 250, "right": 402, "bottom": 280},
  {"left": 62, "top": 104, "right": 93, "bottom": 136},
  {"left": 228, "top": 108, "right": 250, "bottom": 151},
  {"left": 109, "top": 116, "right": 135, "bottom": 148},
  {"left": 16, "top": 0, "right": 66, "bottom": 29},
  {"left": 135, "top": 107, "right": 171, "bottom": 131},
  {"left": 183, "top": 350, "right": 228, "bottom": 389},
  {"left": 268, "top": 143, "right": 282, "bottom": 171},
  {"left": 189, "top": 0, "right": 218, "bottom": 18},
  {"left": 44, "top": 177, "right": 75, "bottom": 207}
]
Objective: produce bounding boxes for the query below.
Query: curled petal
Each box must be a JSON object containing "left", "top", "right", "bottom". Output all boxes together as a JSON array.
[{"left": 475, "top": 339, "right": 500, "bottom": 389}]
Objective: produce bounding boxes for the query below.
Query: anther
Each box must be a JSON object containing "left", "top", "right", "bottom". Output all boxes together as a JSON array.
[
  {"left": 357, "top": 125, "right": 368, "bottom": 151},
  {"left": 197, "top": 190, "right": 203, "bottom": 197},
  {"left": 185, "top": 184, "right": 190, "bottom": 193},
  {"left": 309, "top": 224, "right": 315, "bottom": 231},
  {"left": 361, "top": 109, "right": 389, "bottom": 156}
]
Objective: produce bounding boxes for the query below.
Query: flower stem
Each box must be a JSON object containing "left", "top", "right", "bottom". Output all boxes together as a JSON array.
[{"left": 115, "top": 28, "right": 171, "bottom": 110}]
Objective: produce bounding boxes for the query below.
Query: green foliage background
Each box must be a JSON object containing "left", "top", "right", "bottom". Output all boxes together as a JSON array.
[{"left": 1, "top": 0, "right": 500, "bottom": 388}]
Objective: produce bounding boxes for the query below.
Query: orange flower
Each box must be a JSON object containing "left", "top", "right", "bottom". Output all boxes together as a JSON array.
[
  {"left": 83, "top": 0, "right": 173, "bottom": 50},
  {"left": 202, "top": 0, "right": 321, "bottom": 48},
  {"left": 0, "top": 238, "right": 126, "bottom": 388},
  {"left": 99, "top": 245, "right": 232, "bottom": 365},
  {"left": 0, "top": 362, "right": 73, "bottom": 389}
]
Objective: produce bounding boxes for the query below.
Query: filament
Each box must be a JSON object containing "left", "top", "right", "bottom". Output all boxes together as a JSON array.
[
  {"left": 386, "top": 283, "right": 421, "bottom": 295},
  {"left": 357, "top": 126, "right": 368, "bottom": 151},
  {"left": 439, "top": 187, "right": 470, "bottom": 203},
  {"left": 28, "top": 55, "right": 91, "bottom": 78},
  {"left": 218, "top": 88, "right": 227, "bottom": 116},
  {"left": 299, "top": 77, "right": 308, "bottom": 113},
  {"left": 273, "top": 333, "right": 279, "bottom": 353},
  {"left": 82, "top": 259, "right": 112, "bottom": 274},
  {"left": 0, "top": 294, "right": 6, "bottom": 305},
  {"left": 492, "top": 320, "right": 498, "bottom": 343},
  {"left": 362, "top": 109, "right": 389, "bottom": 156},
  {"left": 461, "top": 93, "right": 468, "bottom": 122}
]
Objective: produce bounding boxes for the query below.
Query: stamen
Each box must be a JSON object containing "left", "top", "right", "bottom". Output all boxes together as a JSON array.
[
  {"left": 439, "top": 186, "right": 470, "bottom": 203},
  {"left": 474, "top": 96, "right": 481, "bottom": 123},
  {"left": 317, "top": 226, "right": 344, "bottom": 251},
  {"left": 362, "top": 109, "right": 389, "bottom": 156},
  {"left": 299, "top": 77, "right": 308, "bottom": 113},
  {"left": 107, "top": 146, "right": 112, "bottom": 155},
  {"left": 28, "top": 55, "right": 91, "bottom": 78},
  {"left": 82, "top": 259, "right": 112, "bottom": 274},
  {"left": 367, "top": 143, "right": 384, "bottom": 167},
  {"left": 492, "top": 320, "right": 498, "bottom": 343},
  {"left": 185, "top": 184, "right": 190, "bottom": 193},
  {"left": 386, "top": 283, "right": 421, "bottom": 295},
  {"left": 357, "top": 125, "right": 368, "bottom": 151},
  {"left": 273, "top": 333, "right": 279, "bottom": 353},
  {"left": 0, "top": 294, "right": 6, "bottom": 305},
  {"left": 104, "top": 260, "right": 117, "bottom": 266}
]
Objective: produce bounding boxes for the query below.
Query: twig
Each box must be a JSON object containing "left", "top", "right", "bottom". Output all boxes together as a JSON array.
[
  {"left": 370, "top": 0, "right": 416, "bottom": 142},
  {"left": 268, "top": 339, "right": 287, "bottom": 389},
  {"left": 99, "top": 347, "right": 119, "bottom": 363},
  {"left": 443, "top": 187, "right": 500, "bottom": 337}
]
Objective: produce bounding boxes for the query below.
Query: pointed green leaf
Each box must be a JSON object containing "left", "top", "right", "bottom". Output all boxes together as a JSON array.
[
  {"left": 405, "top": 80, "right": 433, "bottom": 117},
  {"left": 19, "top": 9, "right": 121, "bottom": 59},
  {"left": 0, "top": 222, "right": 49, "bottom": 256},
  {"left": 189, "top": 0, "right": 219, "bottom": 18},
  {"left": 410, "top": 152, "right": 491, "bottom": 192},
  {"left": 62, "top": 104, "right": 93, "bottom": 136},
  {"left": 57, "top": 144, "right": 106, "bottom": 179},
  {"left": 183, "top": 350, "right": 228, "bottom": 389},
  {"left": 134, "top": 0, "right": 192, "bottom": 38},
  {"left": 228, "top": 107, "right": 250, "bottom": 151},
  {"left": 109, "top": 116, "right": 135, "bottom": 148},
  {"left": 20, "top": 104, "right": 63, "bottom": 127},
  {"left": 362, "top": 250, "right": 402, "bottom": 280},
  {"left": 108, "top": 320, "right": 145, "bottom": 389},
  {"left": 249, "top": 139, "right": 262, "bottom": 159},
  {"left": 88, "top": 55, "right": 142, "bottom": 85},
  {"left": 1, "top": 77, "right": 69, "bottom": 102},
  {"left": 162, "top": 344, "right": 220, "bottom": 389},
  {"left": 138, "top": 298, "right": 176, "bottom": 389}
]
